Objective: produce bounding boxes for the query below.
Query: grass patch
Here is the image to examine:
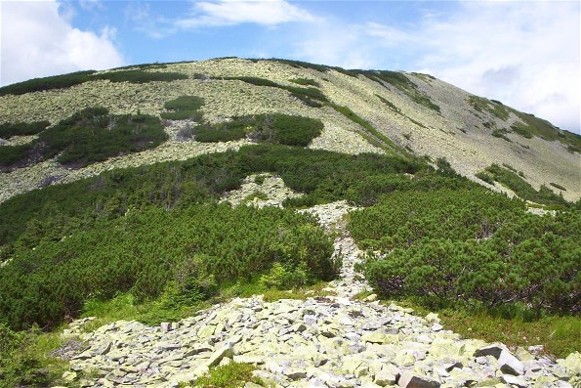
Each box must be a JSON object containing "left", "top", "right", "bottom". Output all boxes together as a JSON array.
[
  {"left": 375, "top": 94, "right": 401, "bottom": 113},
  {"left": 330, "top": 104, "right": 400, "bottom": 153},
  {"left": 439, "top": 308, "right": 581, "bottom": 358},
  {"left": 509, "top": 111, "right": 581, "bottom": 153},
  {"left": 192, "top": 362, "right": 265, "bottom": 388},
  {"left": 365, "top": 71, "right": 440, "bottom": 113},
  {"left": 492, "top": 128, "right": 511, "bottom": 142},
  {"left": 161, "top": 96, "right": 204, "bottom": 121},
  {"left": 468, "top": 96, "right": 510, "bottom": 121}
]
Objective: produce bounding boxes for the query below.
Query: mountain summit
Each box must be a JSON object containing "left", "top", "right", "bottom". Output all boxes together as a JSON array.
[{"left": 1, "top": 57, "right": 579, "bottom": 203}]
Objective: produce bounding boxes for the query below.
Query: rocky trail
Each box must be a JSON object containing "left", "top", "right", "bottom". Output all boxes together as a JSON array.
[{"left": 57, "top": 201, "right": 580, "bottom": 388}]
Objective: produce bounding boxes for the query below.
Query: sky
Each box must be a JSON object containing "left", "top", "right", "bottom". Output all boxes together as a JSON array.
[{"left": 1, "top": 0, "right": 580, "bottom": 134}]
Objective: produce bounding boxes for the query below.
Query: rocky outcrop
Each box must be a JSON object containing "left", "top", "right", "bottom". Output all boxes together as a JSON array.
[{"left": 57, "top": 201, "right": 580, "bottom": 387}]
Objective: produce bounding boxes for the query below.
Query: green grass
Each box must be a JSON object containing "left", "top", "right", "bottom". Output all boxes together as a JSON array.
[
  {"left": 439, "top": 308, "right": 581, "bottom": 358},
  {"left": 330, "top": 104, "right": 400, "bottom": 154},
  {"left": 375, "top": 94, "right": 401, "bottom": 113},
  {"left": 192, "top": 362, "right": 265, "bottom": 388},
  {"left": 365, "top": 71, "right": 441, "bottom": 113},
  {"left": 510, "top": 111, "right": 581, "bottom": 153},
  {"left": 468, "top": 96, "right": 510, "bottom": 121}
]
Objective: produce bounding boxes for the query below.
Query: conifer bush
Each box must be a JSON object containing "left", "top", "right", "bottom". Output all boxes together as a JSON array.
[{"left": 352, "top": 189, "right": 581, "bottom": 313}]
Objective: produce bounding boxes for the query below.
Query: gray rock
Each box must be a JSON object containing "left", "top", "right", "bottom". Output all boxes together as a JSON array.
[
  {"left": 398, "top": 371, "right": 441, "bottom": 388},
  {"left": 501, "top": 374, "right": 528, "bottom": 387},
  {"left": 474, "top": 344, "right": 504, "bottom": 359},
  {"left": 207, "top": 345, "right": 235, "bottom": 367},
  {"left": 498, "top": 350, "right": 524, "bottom": 375}
]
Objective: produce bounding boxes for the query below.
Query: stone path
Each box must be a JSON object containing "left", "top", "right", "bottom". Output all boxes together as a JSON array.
[{"left": 58, "top": 201, "right": 580, "bottom": 387}]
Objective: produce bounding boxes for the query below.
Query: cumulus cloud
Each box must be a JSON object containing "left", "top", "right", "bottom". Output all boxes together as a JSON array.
[
  {"left": 1, "top": 0, "right": 124, "bottom": 86},
  {"left": 294, "top": 2, "right": 580, "bottom": 133}
]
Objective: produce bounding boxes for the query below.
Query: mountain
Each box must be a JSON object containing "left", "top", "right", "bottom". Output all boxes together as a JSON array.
[
  {"left": 0, "top": 58, "right": 580, "bottom": 387},
  {"left": 0, "top": 57, "right": 579, "bottom": 203}
]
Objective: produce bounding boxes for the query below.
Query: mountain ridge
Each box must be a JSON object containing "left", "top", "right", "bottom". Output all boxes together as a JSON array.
[{"left": 1, "top": 57, "right": 579, "bottom": 204}]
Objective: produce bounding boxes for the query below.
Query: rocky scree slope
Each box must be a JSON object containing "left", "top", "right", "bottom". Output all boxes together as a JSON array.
[
  {"left": 57, "top": 198, "right": 580, "bottom": 388},
  {"left": 0, "top": 58, "right": 579, "bottom": 203}
]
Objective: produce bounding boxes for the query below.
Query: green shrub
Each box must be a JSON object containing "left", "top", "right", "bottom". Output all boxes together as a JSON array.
[
  {"left": 475, "top": 171, "right": 494, "bottom": 185},
  {"left": 0, "top": 70, "right": 96, "bottom": 96},
  {"left": 349, "top": 188, "right": 523, "bottom": 251},
  {"left": 289, "top": 78, "right": 320, "bottom": 87},
  {"left": 195, "top": 120, "right": 249, "bottom": 142},
  {"left": 95, "top": 70, "right": 187, "bottom": 84},
  {"left": 0, "top": 108, "right": 167, "bottom": 168},
  {"left": 365, "top": 71, "right": 440, "bottom": 112},
  {"left": 330, "top": 104, "right": 399, "bottom": 152},
  {"left": 483, "top": 164, "right": 566, "bottom": 205},
  {"left": 468, "top": 96, "right": 509, "bottom": 121},
  {"left": 511, "top": 122, "right": 533, "bottom": 139},
  {"left": 0, "top": 204, "right": 335, "bottom": 330},
  {"left": 195, "top": 114, "right": 323, "bottom": 146},
  {"left": 221, "top": 76, "right": 328, "bottom": 107},
  {"left": 0, "top": 69, "right": 187, "bottom": 96},
  {"left": 0, "top": 121, "right": 50, "bottom": 139},
  {"left": 0, "top": 144, "right": 33, "bottom": 168},
  {"left": 355, "top": 190, "right": 580, "bottom": 313},
  {"left": 161, "top": 96, "right": 204, "bottom": 121},
  {"left": 0, "top": 324, "right": 66, "bottom": 386}
]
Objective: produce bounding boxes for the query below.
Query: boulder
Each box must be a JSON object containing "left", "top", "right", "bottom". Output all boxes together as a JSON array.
[{"left": 498, "top": 350, "right": 524, "bottom": 375}]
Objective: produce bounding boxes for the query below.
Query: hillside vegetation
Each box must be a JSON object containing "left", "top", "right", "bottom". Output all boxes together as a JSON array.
[{"left": 0, "top": 58, "right": 580, "bottom": 386}]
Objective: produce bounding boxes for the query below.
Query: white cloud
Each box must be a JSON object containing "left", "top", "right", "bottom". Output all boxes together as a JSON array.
[
  {"left": 294, "top": 2, "right": 580, "bottom": 133},
  {"left": 0, "top": 0, "right": 125, "bottom": 86},
  {"left": 176, "top": 0, "right": 320, "bottom": 29}
]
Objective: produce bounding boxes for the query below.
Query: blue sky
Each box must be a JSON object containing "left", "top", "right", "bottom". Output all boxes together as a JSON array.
[{"left": 1, "top": 0, "right": 580, "bottom": 133}]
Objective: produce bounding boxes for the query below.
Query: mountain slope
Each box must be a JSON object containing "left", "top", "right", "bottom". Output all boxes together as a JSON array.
[{"left": 1, "top": 57, "right": 579, "bottom": 203}]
